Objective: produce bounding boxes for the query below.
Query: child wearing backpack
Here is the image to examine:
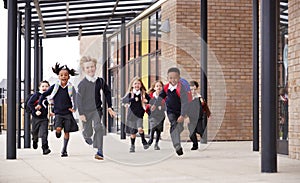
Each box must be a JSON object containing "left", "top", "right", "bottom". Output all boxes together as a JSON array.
[
  {"left": 122, "top": 77, "right": 151, "bottom": 153},
  {"left": 153, "top": 67, "right": 190, "bottom": 156},
  {"left": 27, "top": 80, "right": 51, "bottom": 155},
  {"left": 77, "top": 56, "right": 116, "bottom": 160},
  {"left": 146, "top": 80, "right": 166, "bottom": 150},
  {"left": 36, "top": 63, "right": 78, "bottom": 157}
]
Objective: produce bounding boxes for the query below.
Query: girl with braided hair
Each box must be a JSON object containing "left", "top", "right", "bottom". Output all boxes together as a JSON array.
[{"left": 36, "top": 63, "right": 78, "bottom": 157}]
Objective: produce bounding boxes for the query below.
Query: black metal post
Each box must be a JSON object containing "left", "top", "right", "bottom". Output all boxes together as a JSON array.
[
  {"left": 17, "top": 11, "right": 22, "bottom": 149},
  {"left": 120, "top": 17, "right": 126, "bottom": 139},
  {"left": 201, "top": 0, "right": 208, "bottom": 144},
  {"left": 252, "top": 0, "right": 259, "bottom": 152},
  {"left": 24, "top": 0, "right": 32, "bottom": 148},
  {"left": 102, "top": 33, "right": 108, "bottom": 134},
  {"left": 6, "top": 0, "right": 17, "bottom": 159},
  {"left": 261, "top": 0, "right": 278, "bottom": 173},
  {"left": 34, "top": 24, "right": 39, "bottom": 92},
  {"left": 39, "top": 38, "right": 43, "bottom": 81}
]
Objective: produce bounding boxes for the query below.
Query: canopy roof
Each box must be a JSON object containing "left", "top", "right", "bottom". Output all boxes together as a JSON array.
[{"left": 17, "top": 0, "right": 158, "bottom": 39}]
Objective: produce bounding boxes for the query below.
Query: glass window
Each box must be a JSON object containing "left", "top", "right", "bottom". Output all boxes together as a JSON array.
[
  {"left": 149, "top": 12, "right": 157, "bottom": 53},
  {"left": 135, "top": 22, "right": 141, "bottom": 57}
]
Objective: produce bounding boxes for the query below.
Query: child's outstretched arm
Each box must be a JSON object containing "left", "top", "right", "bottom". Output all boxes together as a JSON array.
[{"left": 36, "top": 85, "right": 54, "bottom": 110}]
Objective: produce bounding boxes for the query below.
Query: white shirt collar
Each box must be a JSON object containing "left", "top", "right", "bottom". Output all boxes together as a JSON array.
[
  {"left": 133, "top": 89, "right": 141, "bottom": 95},
  {"left": 154, "top": 92, "right": 161, "bottom": 99},
  {"left": 168, "top": 84, "right": 177, "bottom": 92},
  {"left": 86, "top": 75, "right": 97, "bottom": 83}
]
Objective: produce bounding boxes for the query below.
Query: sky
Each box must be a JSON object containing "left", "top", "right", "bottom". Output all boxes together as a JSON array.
[{"left": 0, "top": 1, "right": 80, "bottom": 82}]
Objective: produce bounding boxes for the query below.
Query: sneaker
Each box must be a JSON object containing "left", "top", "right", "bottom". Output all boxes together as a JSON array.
[
  {"left": 95, "top": 151, "right": 104, "bottom": 160},
  {"left": 176, "top": 147, "right": 183, "bottom": 156},
  {"left": 129, "top": 145, "right": 135, "bottom": 153},
  {"left": 33, "top": 141, "right": 38, "bottom": 149},
  {"left": 154, "top": 143, "right": 160, "bottom": 150},
  {"left": 56, "top": 131, "right": 61, "bottom": 138},
  {"left": 85, "top": 138, "right": 93, "bottom": 145},
  {"left": 43, "top": 149, "right": 51, "bottom": 155},
  {"left": 143, "top": 143, "right": 150, "bottom": 150},
  {"left": 61, "top": 151, "right": 68, "bottom": 157}
]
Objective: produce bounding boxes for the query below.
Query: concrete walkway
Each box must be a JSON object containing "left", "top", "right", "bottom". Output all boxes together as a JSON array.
[{"left": 1, "top": 131, "right": 300, "bottom": 183}]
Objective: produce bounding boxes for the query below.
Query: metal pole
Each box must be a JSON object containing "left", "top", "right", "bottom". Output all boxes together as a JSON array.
[
  {"left": 261, "top": 0, "right": 278, "bottom": 173},
  {"left": 252, "top": 0, "right": 259, "bottom": 152},
  {"left": 201, "top": 0, "right": 208, "bottom": 144},
  {"left": 120, "top": 17, "right": 126, "bottom": 139},
  {"left": 7, "top": 0, "right": 17, "bottom": 159},
  {"left": 34, "top": 24, "right": 39, "bottom": 92},
  {"left": 24, "top": 0, "right": 32, "bottom": 148},
  {"left": 102, "top": 33, "right": 111, "bottom": 132},
  {"left": 39, "top": 38, "right": 43, "bottom": 81},
  {"left": 17, "top": 11, "right": 22, "bottom": 149}
]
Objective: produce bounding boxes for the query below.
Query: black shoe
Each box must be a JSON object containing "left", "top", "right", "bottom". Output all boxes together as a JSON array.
[
  {"left": 176, "top": 147, "right": 183, "bottom": 156},
  {"left": 85, "top": 138, "right": 93, "bottom": 145},
  {"left": 43, "top": 149, "right": 51, "bottom": 155},
  {"left": 33, "top": 141, "right": 38, "bottom": 149},
  {"left": 61, "top": 151, "right": 68, "bottom": 157},
  {"left": 154, "top": 143, "right": 160, "bottom": 150},
  {"left": 95, "top": 151, "right": 104, "bottom": 160},
  {"left": 148, "top": 139, "right": 153, "bottom": 146},
  {"left": 191, "top": 146, "right": 198, "bottom": 150},
  {"left": 129, "top": 145, "right": 135, "bottom": 153},
  {"left": 56, "top": 131, "right": 61, "bottom": 138}
]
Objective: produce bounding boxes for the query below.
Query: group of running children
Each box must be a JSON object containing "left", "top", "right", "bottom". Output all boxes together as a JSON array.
[{"left": 27, "top": 56, "right": 209, "bottom": 160}]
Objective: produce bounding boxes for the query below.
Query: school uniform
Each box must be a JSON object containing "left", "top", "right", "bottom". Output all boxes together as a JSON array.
[
  {"left": 77, "top": 76, "right": 113, "bottom": 151},
  {"left": 187, "top": 95, "right": 204, "bottom": 149},
  {"left": 122, "top": 91, "right": 150, "bottom": 135},
  {"left": 27, "top": 91, "right": 49, "bottom": 152},
  {"left": 147, "top": 92, "right": 166, "bottom": 147},
  {"left": 156, "top": 83, "right": 189, "bottom": 153},
  {"left": 39, "top": 81, "right": 78, "bottom": 133}
]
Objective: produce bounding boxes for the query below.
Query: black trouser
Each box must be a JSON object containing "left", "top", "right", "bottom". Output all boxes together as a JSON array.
[
  {"left": 167, "top": 113, "right": 184, "bottom": 150},
  {"left": 31, "top": 117, "right": 49, "bottom": 150}
]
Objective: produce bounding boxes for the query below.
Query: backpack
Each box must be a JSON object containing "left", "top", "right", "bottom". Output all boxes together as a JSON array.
[
  {"left": 164, "top": 78, "right": 193, "bottom": 102},
  {"left": 25, "top": 94, "right": 39, "bottom": 113}
]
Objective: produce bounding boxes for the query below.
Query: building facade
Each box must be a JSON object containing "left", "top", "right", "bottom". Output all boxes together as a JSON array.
[{"left": 80, "top": 0, "right": 300, "bottom": 160}]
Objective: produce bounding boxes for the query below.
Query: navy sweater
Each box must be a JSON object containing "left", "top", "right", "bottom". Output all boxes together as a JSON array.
[
  {"left": 39, "top": 84, "right": 76, "bottom": 115},
  {"left": 77, "top": 77, "right": 113, "bottom": 115},
  {"left": 27, "top": 92, "right": 48, "bottom": 118},
  {"left": 156, "top": 84, "right": 189, "bottom": 116},
  {"left": 122, "top": 92, "right": 150, "bottom": 119}
]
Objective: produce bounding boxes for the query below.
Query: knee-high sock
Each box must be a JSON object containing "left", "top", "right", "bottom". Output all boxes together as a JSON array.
[
  {"left": 139, "top": 132, "right": 147, "bottom": 144},
  {"left": 156, "top": 131, "right": 161, "bottom": 143},
  {"left": 130, "top": 137, "right": 136, "bottom": 145},
  {"left": 62, "top": 138, "right": 69, "bottom": 152}
]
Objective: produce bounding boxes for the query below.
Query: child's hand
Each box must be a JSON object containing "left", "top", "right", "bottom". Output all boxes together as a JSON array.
[
  {"left": 142, "top": 98, "right": 148, "bottom": 103},
  {"left": 35, "top": 111, "right": 41, "bottom": 116},
  {"left": 49, "top": 112, "right": 55, "bottom": 117},
  {"left": 177, "top": 115, "right": 184, "bottom": 123},
  {"left": 35, "top": 105, "right": 41, "bottom": 110},
  {"left": 79, "top": 115, "right": 86, "bottom": 122},
  {"left": 68, "top": 108, "right": 75, "bottom": 113},
  {"left": 108, "top": 108, "right": 116, "bottom": 118},
  {"left": 151, "top": 105, "right": 156, "bottom": 111}
]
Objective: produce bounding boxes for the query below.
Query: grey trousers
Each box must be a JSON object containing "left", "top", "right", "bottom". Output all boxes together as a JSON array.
[
  {"left": 167, "top": 113, "right": 184, "bottom": 150},
  {"left": 82, "top": 110, "right": 104, "bottom": 150}
]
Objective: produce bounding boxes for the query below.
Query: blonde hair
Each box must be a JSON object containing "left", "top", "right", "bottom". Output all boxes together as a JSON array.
[
  {"left": 126, "top": 76, "right": 147, "bottom": 94},
  {"left": 80, "top": 56, "right": 97, "bottom": 69}
]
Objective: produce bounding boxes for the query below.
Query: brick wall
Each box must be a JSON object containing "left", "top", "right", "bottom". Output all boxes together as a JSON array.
[
  {"left": 161, "top": 0, "right": 253, "bottom": 141},
  {"left": 288, "top": 0, "right": 300, "bottom": 160}
]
